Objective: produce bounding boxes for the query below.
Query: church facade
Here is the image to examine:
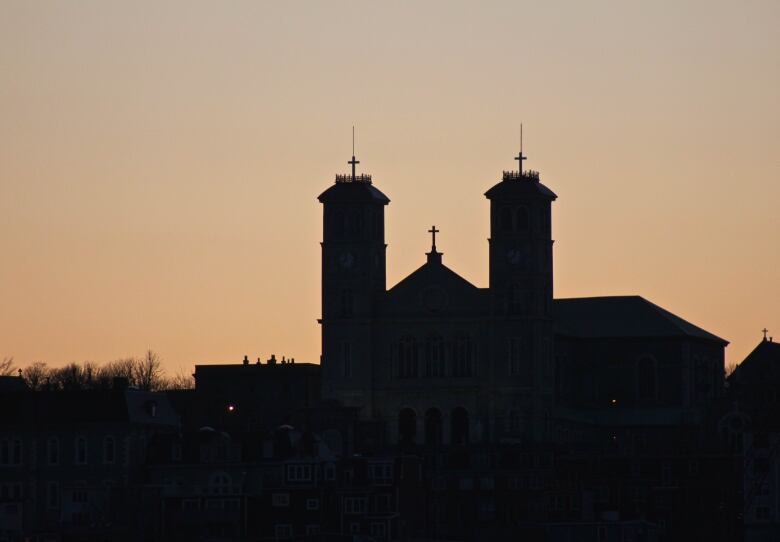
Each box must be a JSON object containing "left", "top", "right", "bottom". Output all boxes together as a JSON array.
[{"left": 318, "top": 149, "right": 727, "bottom": 448}]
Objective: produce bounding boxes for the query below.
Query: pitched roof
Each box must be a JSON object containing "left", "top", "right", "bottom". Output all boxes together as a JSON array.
[
  {"left": 484, "top": 176, "right": 557, "bottom": 201},
  {"left": 383, "top": 253, "right": 487, "bottom": 316},
  {"left": 553, "top": 295, "right": 728, "bottom": 345},
  {"left": 317, "top": 180, "right": 390, "bottom": 204}
]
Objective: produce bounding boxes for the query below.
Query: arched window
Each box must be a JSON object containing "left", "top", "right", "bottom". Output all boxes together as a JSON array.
[
  {"left": 399, "top": 408, "right": 416, "bottom": 443},
  {"left": 509, "top": 283, "right": 526, "bottom": 315},
  {"left": 453, "top": 333, "right": 472, "bottom": 377},
  {"left": 425, "top": 334, "right": 444, "bottom": 377},
  {"left": 500, "top": 207, "right": 513, "bottom": 231},
  {"left": 341, "top": 342, "right": 352, "bottom": 378},
  {"left": 334, "top": 211, "right": 346, "bottom": 238},
  {"left": 507, "top": 410, "right": 522, "bottom": 433},
  {"left": 75, "top": 437, "right": 87, "bottom": 465},
  {"left": 451, "top": 407, "right": 469, "bottom": 445},
  {"left": 508, "top": 337, "right": 524, "bottom": 376},
  {"left": 425, "top": 409, "right": 443, "bottom": 446},
  {"left": 398, "top": 336, "right": 418, "bottom": 378},
  {"left": 340, "top": 289, "right": 354, "bottom": 317},
  {"left": 209, "top": 472, "right": 232, "bottom": 495},
  {"left": 348, "top": 211, "right": 364, "bottom": 236},
  {"left": 103, "top": 436, "right": 115, "bottom": 464},
  {"left": 515, "top": 206, "right": 529, "bottom": 231},
  {"left": 637, "top": 356, "right": 656, "bottom": 401}
]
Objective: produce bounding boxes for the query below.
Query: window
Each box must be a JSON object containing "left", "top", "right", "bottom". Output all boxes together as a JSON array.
[
  {"left": 274, "top": 524, "right": 293, "bottom": 539},
  {"left": 637, "top": 356, "right": 656, "bottom": 401},
  {"left": 507, "top": 410, "right": 522, "bottom": 433},
  {"left": 324, "top": 463, "right": 336, "bottom": 481},
  {"left": 508, "top": 337, "right": 524, "bottom": 376},
  {"left": 272, "top": 493, "right": 290, "bottom": 507},
  {"left": 340, "top": 289, "right": 354, "bottom": 317},
  {"left": 350, "top": 522, "right": 361, "bottom": 534},
  {"left": 286, "top": 464, "right": 312, "bottom": 482},
  {"left": 370, "top": 522, "right": 387, "bottom": 539},
  {"left": 306, "top": 525, "right": 320, "bottom": 536},
  {"left": 398, "top": 336, "right": 418, "bottom": 378},
  {"left": 425, "top": 408, "right": 443, "bottom": 446},
  {"left": 103, "top": 436, "right": 115, "bottom": 464},
  {"left": 451, "top": 407, "right": 469, "bottom": 445},
  {"left": 756, "top": 506, "right": 771, "bottom": 521},
  {"left": 500, "top": 207, "right": 512, "bottom": 231},
  {"left": 306, "top": 498, "right": 319, "bottom": 510},
  {"left": 374, "top": 493, "right": 392, "bottom": 513},
  {"left": 75, "top": 437, "right": 87, "bottom": 465},
  {"left": 47, "top": 482, "right": 59, "bottom": 509},
  {"left": 453, "top": 333, "right": 472, "bottom": 377},
  {"left": 210, "top": 472, "right": 232, "bottom": 494},
  {"left": 369, "top": 463, "right": 393, "bottom": 484},
  {"left": 342, "top": 342, "right": 352, "bottom": 378},
  {"left": 344, "top": 497, "right": 367, "bottom": 514},
  {"left": 11, "top": 439, "right": 21, "bottom": 465},
  {"left": 0, "top": 440, "right": 7, "bottom": 465},
  {"left": 47, "top": 437, "right": 59, "bottom": 465},
  {"left": 515, "top": 206, "right": 529, "bottom": 231},
  {"left": 425, "top": 334, "right": 445, "bottom": 377},
  {"left": 398, "top": 409, "right": 416, "bottom": 443},
  {"left": 72, "top": 488, "right": 87, "bottom": 503}
]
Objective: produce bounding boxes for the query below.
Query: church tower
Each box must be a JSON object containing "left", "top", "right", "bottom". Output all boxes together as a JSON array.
[
  {"left": 318, "top": 148, "right": 389, "bottom": 412},
  {"left": 485, "top": 136, "right": 557, "bottom": 441}
]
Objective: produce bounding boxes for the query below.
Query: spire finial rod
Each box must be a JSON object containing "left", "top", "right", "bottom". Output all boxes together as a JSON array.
[
  {"left": 763, "top": 328, "right": 769, "bottom": 341},
  {"left": 514, "top": 123, "right": 527, "bottom": 175}
]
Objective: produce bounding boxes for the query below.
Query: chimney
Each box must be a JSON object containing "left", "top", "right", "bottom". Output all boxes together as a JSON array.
[{"left": 242, "top": 355, "right": 249, "bottom": 365}]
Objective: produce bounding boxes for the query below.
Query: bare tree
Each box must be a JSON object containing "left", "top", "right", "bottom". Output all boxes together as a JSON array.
[
  {"left": 163, "top": 368, "right": 195, "bottom": 390},
  {"left": 22, "top": 362, "right": 51, "bottom": 390},
  {"left": 725, "top": 361, "right": 739, "bottom": 379},
  {"left": 0, "top": 357, "right": 16, "bottom": 376},
  {"left": 134, "top": 350, "right": 164, "bottom": 391},
  {"left": 51, "top": 363, "right": 89, "bottom": 390},
  {"left": 97, "top": 357, "right": 137, "bottom": 389}
]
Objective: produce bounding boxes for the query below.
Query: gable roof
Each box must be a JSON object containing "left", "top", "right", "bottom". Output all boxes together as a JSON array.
[
  {"left": 382, "top": 254, "right": 487, "bottom": 316},
  {"left": 553, "top": 295, "right": 728, "bottom": 345}
]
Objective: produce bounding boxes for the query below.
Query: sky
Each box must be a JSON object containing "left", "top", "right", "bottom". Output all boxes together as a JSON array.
[{"left": 1, "top": 1, "right": 778, "bottom": 374}]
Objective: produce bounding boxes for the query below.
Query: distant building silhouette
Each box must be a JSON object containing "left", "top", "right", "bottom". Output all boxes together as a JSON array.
[{"left": 318, "top": 150, "right": 727, "bottom": 449}]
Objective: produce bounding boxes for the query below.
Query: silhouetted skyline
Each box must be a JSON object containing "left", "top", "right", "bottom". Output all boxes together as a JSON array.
[{"left": 1, "top": 1, "right": 778, "bottom": 371}]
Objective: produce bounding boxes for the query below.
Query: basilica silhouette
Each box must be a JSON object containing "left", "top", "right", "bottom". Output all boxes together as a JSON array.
[{"left": 318, "top": 144, "right": 727, "bottom": 450}]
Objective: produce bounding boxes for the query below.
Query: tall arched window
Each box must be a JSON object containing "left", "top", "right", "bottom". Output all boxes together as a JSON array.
[
  {"left": 399, "top": 408, "right": 416, "bottom": 443},
  {"left": 425, "top": 334, "right": 444, "bottom": 377},
  {"left": 637, "top": 356, "right": 656, "bottom": 401},
  {"left": 508, "top": 337, "right": 524, "bottom": 376},
  {"left": 103, "top": 436, "right": 115, "bottom": 464},
  {"left": 398, "top": 336, "right": 418, "bottom": 378},
  {"left": 333, "top": 210, "right": 348, "bottom": 239},
  {"left": 500, "top": 207, "right": 513, "bottom": 231},
  {"left": 451, "top": 407, "right": 469, "bottom": 445},
  {"left": 507, "top": 410, "right": 522, "bottom": 433},
  {"left": 453, "top": 333, "right": 472, "bottom": 377},
  {"left": 75, "top": 437, "right": 87, "bottom": 465},
  {"left": 515, "top": 206, "right": 529, "bottom": 231},
  {"left": 425, "top": 409, "right": 443, "bottom": 446},
  {"left": 340, "top": 289, "right": 354, "bottom": 317}
]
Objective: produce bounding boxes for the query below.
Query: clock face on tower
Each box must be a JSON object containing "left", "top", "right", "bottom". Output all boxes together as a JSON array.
[
  {"left": 338, "top": 251, "right": 355, "bottom": 269},
  {"left": 506, "top": 248, "right": 522, "bottom": 266}
]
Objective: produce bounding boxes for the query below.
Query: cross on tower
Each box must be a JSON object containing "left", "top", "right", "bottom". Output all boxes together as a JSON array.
[
  {"left": 348, "top": 155, "right": 360, "bottom": 180},
  {"left": 428, "top": 225, "right": 440, "bottom": 251},
  {"left": 763, "top": 328, "right": 769, "bottom": 341},
  {"left": 514, "top": 150, "right": 527, "bottom": 174}
]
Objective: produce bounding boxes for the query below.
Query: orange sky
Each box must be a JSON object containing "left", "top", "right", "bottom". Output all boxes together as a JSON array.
[{"left": 1, "top": 1, "right": 778, "bottom": 374}]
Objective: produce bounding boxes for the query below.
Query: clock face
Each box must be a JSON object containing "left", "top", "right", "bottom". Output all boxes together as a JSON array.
[
  {"left": 339, "top": 251, "right": 355, "bottom": 269},
  {"left": 506, "top": 248, "right": 522, "bottom": 265}
]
